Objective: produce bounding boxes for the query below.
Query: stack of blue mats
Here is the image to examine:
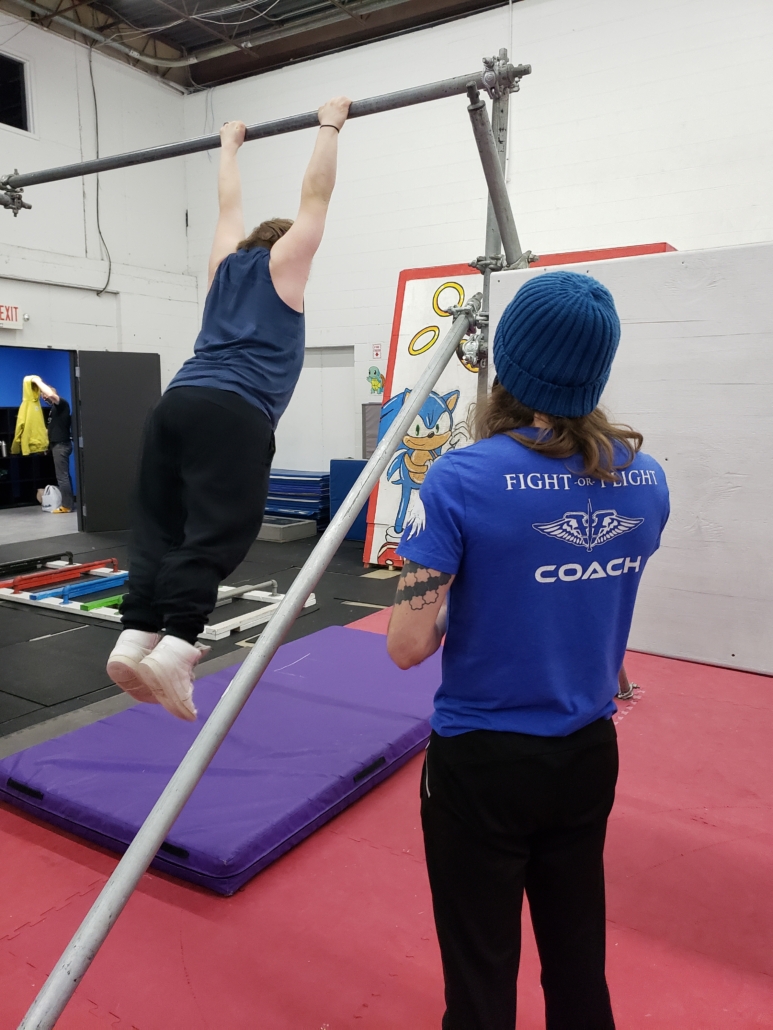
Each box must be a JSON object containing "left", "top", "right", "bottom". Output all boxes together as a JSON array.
[{"left": 265, "top": 469, "right": 330, "bottom": 525}]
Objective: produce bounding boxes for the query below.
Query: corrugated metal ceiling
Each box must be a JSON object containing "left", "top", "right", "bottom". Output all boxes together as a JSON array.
[
  {"left": 3, "top": 0, "right": 511, "bottom": 86},
  {"left": 99, "top": 0, "right": 345, "bottom": 53}
]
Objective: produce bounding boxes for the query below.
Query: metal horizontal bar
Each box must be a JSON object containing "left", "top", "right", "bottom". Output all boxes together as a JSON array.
[
  {"left": 2, "top": 67, "right": 529, "bottom": 191},
  {"left": 0, "top": 558, "right": 117, "bottom": 592},
  {"left": 216, "top": 579, "right": 279, "bottom": 601},
  {"left": 0, "top": 551, "right": 74, "bottom": 578},
  {"left": 198, "top": 600, "right": 282, "bottom": 640},
  {"left": 30, "top": 573, "right": 127, "bottom": 602},
  {"left": 0, "top": 589, "right": 124, "bottom": 622},
  {"left": 79, "top": 594, "right": 124, "bottom": 611}
]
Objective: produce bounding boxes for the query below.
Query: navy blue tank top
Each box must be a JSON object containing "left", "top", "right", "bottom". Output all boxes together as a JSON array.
[{"left": 167, "top": 247, "right": 305, "bottom": 428}]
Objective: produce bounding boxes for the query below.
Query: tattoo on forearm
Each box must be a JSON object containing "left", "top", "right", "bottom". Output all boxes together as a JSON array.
[{"left": 395, "top": 561, "right": 452, "bottom": 611}]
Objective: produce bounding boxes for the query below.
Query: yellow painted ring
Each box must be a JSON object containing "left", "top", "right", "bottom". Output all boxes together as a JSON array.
[
  {"left": 408, "top": 325, "right": 440, "bottom": 356},
  {"left": 433, "top": 281, "right": 465, "bottom": 317}
]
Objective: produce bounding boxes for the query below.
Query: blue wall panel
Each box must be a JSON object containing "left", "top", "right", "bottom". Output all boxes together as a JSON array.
[{"left": 0, "top": 344, "right": 76, "bottom": 496}]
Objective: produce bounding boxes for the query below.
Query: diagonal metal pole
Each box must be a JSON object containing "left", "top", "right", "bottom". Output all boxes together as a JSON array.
[
  {"left": 476, "top": 48, "right": 512, "bottom": 409},
  {"left": 466, "top": 81, "right": 523, "bottom": 268},
  {"left": 17, "top": 294, "right": 481, "bottom": 1030},
  {"left": 1, "top": 68, "right": 530, "bottom": 193}
]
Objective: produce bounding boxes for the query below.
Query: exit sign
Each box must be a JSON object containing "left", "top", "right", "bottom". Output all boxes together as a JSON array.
[{"left": 0, "top": 303, "right": 22, "bottom": 329}]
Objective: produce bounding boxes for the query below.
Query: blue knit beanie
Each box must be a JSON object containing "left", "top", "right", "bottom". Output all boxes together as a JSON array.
[{"left": 493, "top": 271, "right": 621, "bottom": 417}]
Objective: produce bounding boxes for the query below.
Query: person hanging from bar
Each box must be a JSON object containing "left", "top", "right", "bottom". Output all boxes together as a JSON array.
[
  {"left": 386, "top": 271, "right": 670, "bottom": 1030},
  {"left": 106, "top": 96, "right": 351, "bottom": 721}
]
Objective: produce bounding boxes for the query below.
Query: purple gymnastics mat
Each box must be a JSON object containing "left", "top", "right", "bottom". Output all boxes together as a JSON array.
[{"left": 0, "top": 626, "right": 440, "bottom": 895}]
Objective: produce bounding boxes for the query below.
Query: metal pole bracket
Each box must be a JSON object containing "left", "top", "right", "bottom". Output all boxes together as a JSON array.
[
  {"left": 469, "top": 254, "right": 508, "bottom": 274},
  {"left": 0, "top": 173, "right": 32, "bottom": 216},
  {"left": 469, "top": 249, "right": 538, "bottom": 274},
  {"left": 481, "top": 51, "right": 531, "bottom": 101},
  {"left": 508, "top": 250, "right": 539, "bottom": 270},
  {"left": 441, "top": 298, "right": 483, "bottom": 328},
  {"left": 445, "top": 303, "right": 487, "bottom": 370}
]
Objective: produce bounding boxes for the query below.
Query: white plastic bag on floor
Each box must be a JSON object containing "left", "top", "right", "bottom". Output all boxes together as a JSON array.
[{"left": 41, "top": 484, "right": 62, "bottom": 512}]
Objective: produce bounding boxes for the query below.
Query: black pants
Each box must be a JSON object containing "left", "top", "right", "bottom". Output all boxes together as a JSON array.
[
  {"left": 421, "top": 719, "right": 618, "bottom": 1030},
  {"left": 51, "top": 441, "right": 74, "bottom": 509},
  {"left": 121, "top": 387, "right": 274, "bottom": 644}
]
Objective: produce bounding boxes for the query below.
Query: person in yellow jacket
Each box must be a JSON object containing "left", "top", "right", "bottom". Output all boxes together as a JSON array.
[{"left": 11, "top": 376, "right": 49, "bottom": 456}]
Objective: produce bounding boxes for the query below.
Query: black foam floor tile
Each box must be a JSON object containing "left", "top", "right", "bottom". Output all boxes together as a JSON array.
[
  {"left": 0, "top": 531, "right": 129, "bottom": 565},
  {"left": 0, "top": 691, "right": 43, "bottom": 726},
  {"left": 1, "top": 625, "right": 121, "bottom": 706},
  {"left": 0, "top": 607, "right": 85, "bottom": 649},
  {"left": 243, "top": 536, "right": 369, "bottom": 577},
  {"left": 223, "top": 558, "right": 299, "bottom": 588},
  {"left": 0, "top": 684, "right": 120, "bottom": 740},
  {"left": 268, "top": 568, "right": 397, "bottom": 608}
]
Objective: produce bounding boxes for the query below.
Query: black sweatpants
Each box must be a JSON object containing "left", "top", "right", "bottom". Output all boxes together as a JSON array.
[
  {"left": 421, "top": 718, "right": 619, "bottom": 1030},
  {"left": 121, "top": 386, "right": 274, "bottom": 644},
  {"left": 51, "top": 441, "right": 74, "bottom": 509}
]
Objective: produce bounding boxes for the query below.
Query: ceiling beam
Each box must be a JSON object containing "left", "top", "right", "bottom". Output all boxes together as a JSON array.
[
  {"left": 148, "top": 0, "right": 261, "bottom": 62},
  {"left": 189, "top": 0, "right": 509, "bottom": 85},
  {"left": 328, "top": 0, "right": 365, "bottom": 21}
]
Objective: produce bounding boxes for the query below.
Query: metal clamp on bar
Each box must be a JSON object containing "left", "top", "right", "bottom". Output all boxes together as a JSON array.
[
  {"left": 457, "top": 328, "right": 486, "bottom": 371},
  {"left": 469, "top": 253, "right": 508, "bottom": 274},
  {"left": 481, "top": 53, "right": 532, "bottom": 100},
  {"left": 0, "top": 173, "right": 32, "bottom": 216},
  {"left": 469, "top": 251, "right": 538, "bottom": 274}
]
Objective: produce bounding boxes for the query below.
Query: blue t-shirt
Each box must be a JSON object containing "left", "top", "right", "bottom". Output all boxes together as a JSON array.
[
  {"left": 167, "top": 247, "right": 305, "bottom": 428},
  {"left": 398, "top": 432, "right": 670, "bottom": 738}
]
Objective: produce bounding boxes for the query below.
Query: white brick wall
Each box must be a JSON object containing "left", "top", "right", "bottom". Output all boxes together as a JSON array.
[
  {"left": 0, "top": 13, "right": 198, "bottom": 382},
  {"left": 3, "top": 0, "right": 772, "bottom": 460},
  {"left": 183, "top": 0, "right": 773, "bottom": 459}
]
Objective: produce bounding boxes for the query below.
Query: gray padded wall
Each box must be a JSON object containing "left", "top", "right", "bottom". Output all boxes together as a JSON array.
[
  {"left": 76, "top": 351, "right": 161, "bottom": 534},
  {"left": 490, "top": 244, "right": 773, "bottom": 675}
]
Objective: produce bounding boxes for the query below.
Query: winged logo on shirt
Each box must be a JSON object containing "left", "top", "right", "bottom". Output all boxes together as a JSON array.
[{"left": 533, "top": 499, "right": 644, "bottom": 552}]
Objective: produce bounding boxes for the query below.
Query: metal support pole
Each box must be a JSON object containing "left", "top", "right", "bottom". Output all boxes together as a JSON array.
[
  {"left": 17, "top": 295, "right": 481, "bottom": 1030},
  {"left": 1, "top": 68, "right": 529, "bottom": 194},
  {"left": 477, "top": 58, "right": 512, "bottom": 408},
  {"left": 466, "top": 82, "right": 523, "bottom": 269},
  {"left": 483, "top": 52, "right": 512, "bottom": 266}
]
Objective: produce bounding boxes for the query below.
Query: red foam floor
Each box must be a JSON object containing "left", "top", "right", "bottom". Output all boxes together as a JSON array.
[
  {"left": 1, "top": 644, "right": 772, "bottom": 1029},
  {"left": 347, "top": 606, "right": 392, "bottom": 635}
]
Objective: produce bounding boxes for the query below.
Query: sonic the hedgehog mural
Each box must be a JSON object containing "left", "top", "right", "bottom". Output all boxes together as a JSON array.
[
  {"left": 380, "top": 388, "right": 460, "bottom": 538},
  {"left": 363, "top": 266, "right": 482, "bottom": 567},
  {"left": 372, "top": 387, "right": 476, "bottom": 567}
]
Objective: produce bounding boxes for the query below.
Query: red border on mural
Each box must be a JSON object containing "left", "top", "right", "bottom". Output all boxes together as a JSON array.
[
  {"left": 364, "top": 263, "right": 482, "bottom": 564},
  {"left": 530, "top": 242, "right": 676, "bottom": 267},
  {"left": 362, "top": 244, "right": 676, "bottom": 566}
]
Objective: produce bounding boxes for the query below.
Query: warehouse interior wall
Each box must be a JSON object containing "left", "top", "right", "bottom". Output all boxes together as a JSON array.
[{"left": 2, "top": 0, "right": 772, "bottom": 466}]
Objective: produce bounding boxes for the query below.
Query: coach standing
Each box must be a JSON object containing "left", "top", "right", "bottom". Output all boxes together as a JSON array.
[{"left": 388, "top": 271, "right": 670, "bottom": 1030}]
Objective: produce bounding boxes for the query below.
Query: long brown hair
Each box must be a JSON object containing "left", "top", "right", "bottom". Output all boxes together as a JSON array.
[
  {"left": 238, "top": 218, "right": 293, "bottom": 252},
  {"left": 476, "top": 383, "right": 642, "bottom": 483}
]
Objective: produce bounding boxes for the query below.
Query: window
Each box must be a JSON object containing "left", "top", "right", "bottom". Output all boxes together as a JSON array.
[{"left": 0, "top": 53, "right": 29, "bottom": 132}]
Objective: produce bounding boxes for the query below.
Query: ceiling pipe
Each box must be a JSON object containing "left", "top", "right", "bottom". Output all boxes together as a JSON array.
[
  {"left": 4, "top": 0, "right": 227, "bottom": 67},
  {"left": 4, "top": 0, "right": 422, "bottom": 71},
  {"left": 189, "top": 0, "right": 421, "bottom": 51}
]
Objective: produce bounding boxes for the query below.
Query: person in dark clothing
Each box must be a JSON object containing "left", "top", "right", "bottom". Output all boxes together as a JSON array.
[
  {"left": 107, "top": 96, "right": 351, "bottom": 722},
  {"left": 387, "top": 272, "right": 670, "bottom": 1030},
  {"left": 29, "top": 376, "right": 75, "bottom": 513}
]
